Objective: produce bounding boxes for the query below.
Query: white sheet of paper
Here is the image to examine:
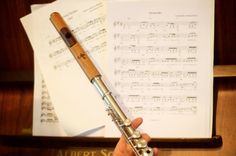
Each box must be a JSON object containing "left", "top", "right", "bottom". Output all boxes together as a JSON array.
[
  {"left": 31, "top": 2, "right": 105, "bottom": 137},
  {"left": 106, "top": 0, "right": 214, "bottom": 138},
  {"left": 31, "top": 3, "right": 67, "bottom": 136},
  {"left": 21, "top": 0, "right": 107, "bottom": 136},
  {"left": 33, "top": 59, "right": 68, "bottom": 136}
]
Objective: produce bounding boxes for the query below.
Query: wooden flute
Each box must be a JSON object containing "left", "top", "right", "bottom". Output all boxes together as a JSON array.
[{"left": 50, "top": 12, "right": 153, "bottom": 156}]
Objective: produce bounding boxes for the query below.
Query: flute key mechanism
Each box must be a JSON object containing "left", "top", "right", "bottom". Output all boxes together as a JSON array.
[{"left": 50, "top": 12, "right": 153, "bottom": 156}]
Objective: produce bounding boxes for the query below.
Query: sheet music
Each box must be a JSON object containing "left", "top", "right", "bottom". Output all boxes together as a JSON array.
[
  {"left": 106, "top": 0, "right": 214, "bottom": 138},
  {"left": 33, "top": 58, "right": 68, "bottom": 136},
  {"left": 21, "top": 0, "right": 107, "bottom": 136},
  {"left": 30, "top": 3, "right": 67, "bottom": 136}
]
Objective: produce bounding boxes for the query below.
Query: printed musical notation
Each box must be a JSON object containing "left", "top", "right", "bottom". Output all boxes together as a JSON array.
[
  {"left": 115, "top": 95, "right": 198, "bottom": 104},
  {"left": 114, "top": 70, "right": 197, "bottom": 80},
  {"left": 114, "top": 45, "right": 197, "bottom": 56},
  {"left": 113, "top": 20, "right": 198, "bottom": 44},
  {"left": 114, "top": 32, "right": 197, "bottom": 44},
  {"left": 115, "top": 94, "right": 198, "bottom": 115},
  {"left": 115, "top": 81, "right": 197, "bottom": 91},
  {"left": 82, "top": 28, "right": 106, "bottom": 42},
  {"left": 46, "top": 7, "right": 107, "bottom": 72},
  {"left": 40, "top": 80, "right": 59, "bottom": 123},
  {"left": 107, "top": 1, "right": 206, "bottom": 124},
  {"left": 113, "top": 21, "right": 197, "bottom": 31},
  {"left": 127, "top": 105, "right": 197, "bottom": 115},
  {"left": 72, "top": 16, "right": 105, "bottom": 33},
  {"left": 114, "top": 57, "right": 197, "bottom": 66},
  {"left": 53, "top": 58, "right": 75, "bottom": 70}
]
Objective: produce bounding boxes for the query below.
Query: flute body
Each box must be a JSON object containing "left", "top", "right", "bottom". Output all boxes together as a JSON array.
[{"left": 50, "top": 12, "right": 153, "bottom": 156}]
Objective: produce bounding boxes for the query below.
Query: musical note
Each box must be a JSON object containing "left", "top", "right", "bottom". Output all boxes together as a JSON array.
[
  {"left": 72, "top": 16, "right": 106, "bottom": 33},
  {"left": 114, "top": 45, "right": 198, "bottom": 57},
  {"left": 115, "top": 81, "right": 197, "bottom": 91},
  {"left": 49, "top": 47, "right": 67, "bottom": 58},
  {"left": 120, "top": 95, "right": 197, "bottom": 104},
  {"left": 113, "top": 21, "right": 198, "bottom": 32},
  {"left": 114, "top": 57, "right": 197, "bottom": 67},
  {"left": 114, "top": 69, "right": 197, "bottom": 80},
  {"left": 82, "top": 28, "right": 106, "bottom": 42},
  {"left": 111, "top": 17, "right": 201, "bottom": 120},
  {"left": 114, "top": 32, "right": 197, "bottom": 44},
  {"left": 106, "top": 0, "right": 214, "bottom": 138},
  {"left": 40, "top": 80, "right": 59, "bottom": 124},
  {"left": 53, "top": 58, "right": 75, "bottom": 70},
  {"left": 127, "top": 106, "right": 197, "bottom": 115}
]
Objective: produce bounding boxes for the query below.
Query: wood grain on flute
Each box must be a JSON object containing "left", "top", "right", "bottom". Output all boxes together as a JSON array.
[{"left": 50, "top": 12, "right": 100, "bottom": 81}]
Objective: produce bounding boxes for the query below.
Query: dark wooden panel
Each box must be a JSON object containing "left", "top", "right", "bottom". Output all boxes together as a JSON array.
[
  {"left": 0, "top": 0, "right": 32, "bottom": 71},
  {"left": 0, "top": 86, "right": 33, "bottom": 135},
  {"left": 214, "top": 0, "right": 236, "bottom": 65},
  {"left": 0, "top": 0, "right": 54, "bottom": 71}
]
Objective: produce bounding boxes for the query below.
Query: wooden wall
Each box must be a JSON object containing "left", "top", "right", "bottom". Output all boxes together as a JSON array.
[{"left": 0, "top": 0, "right": 236, "bottom": 155}]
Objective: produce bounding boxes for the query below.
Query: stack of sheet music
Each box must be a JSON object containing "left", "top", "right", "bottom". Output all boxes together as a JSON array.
[{"left": 20, "top": 0, "right": 215, "bottom": 138}]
